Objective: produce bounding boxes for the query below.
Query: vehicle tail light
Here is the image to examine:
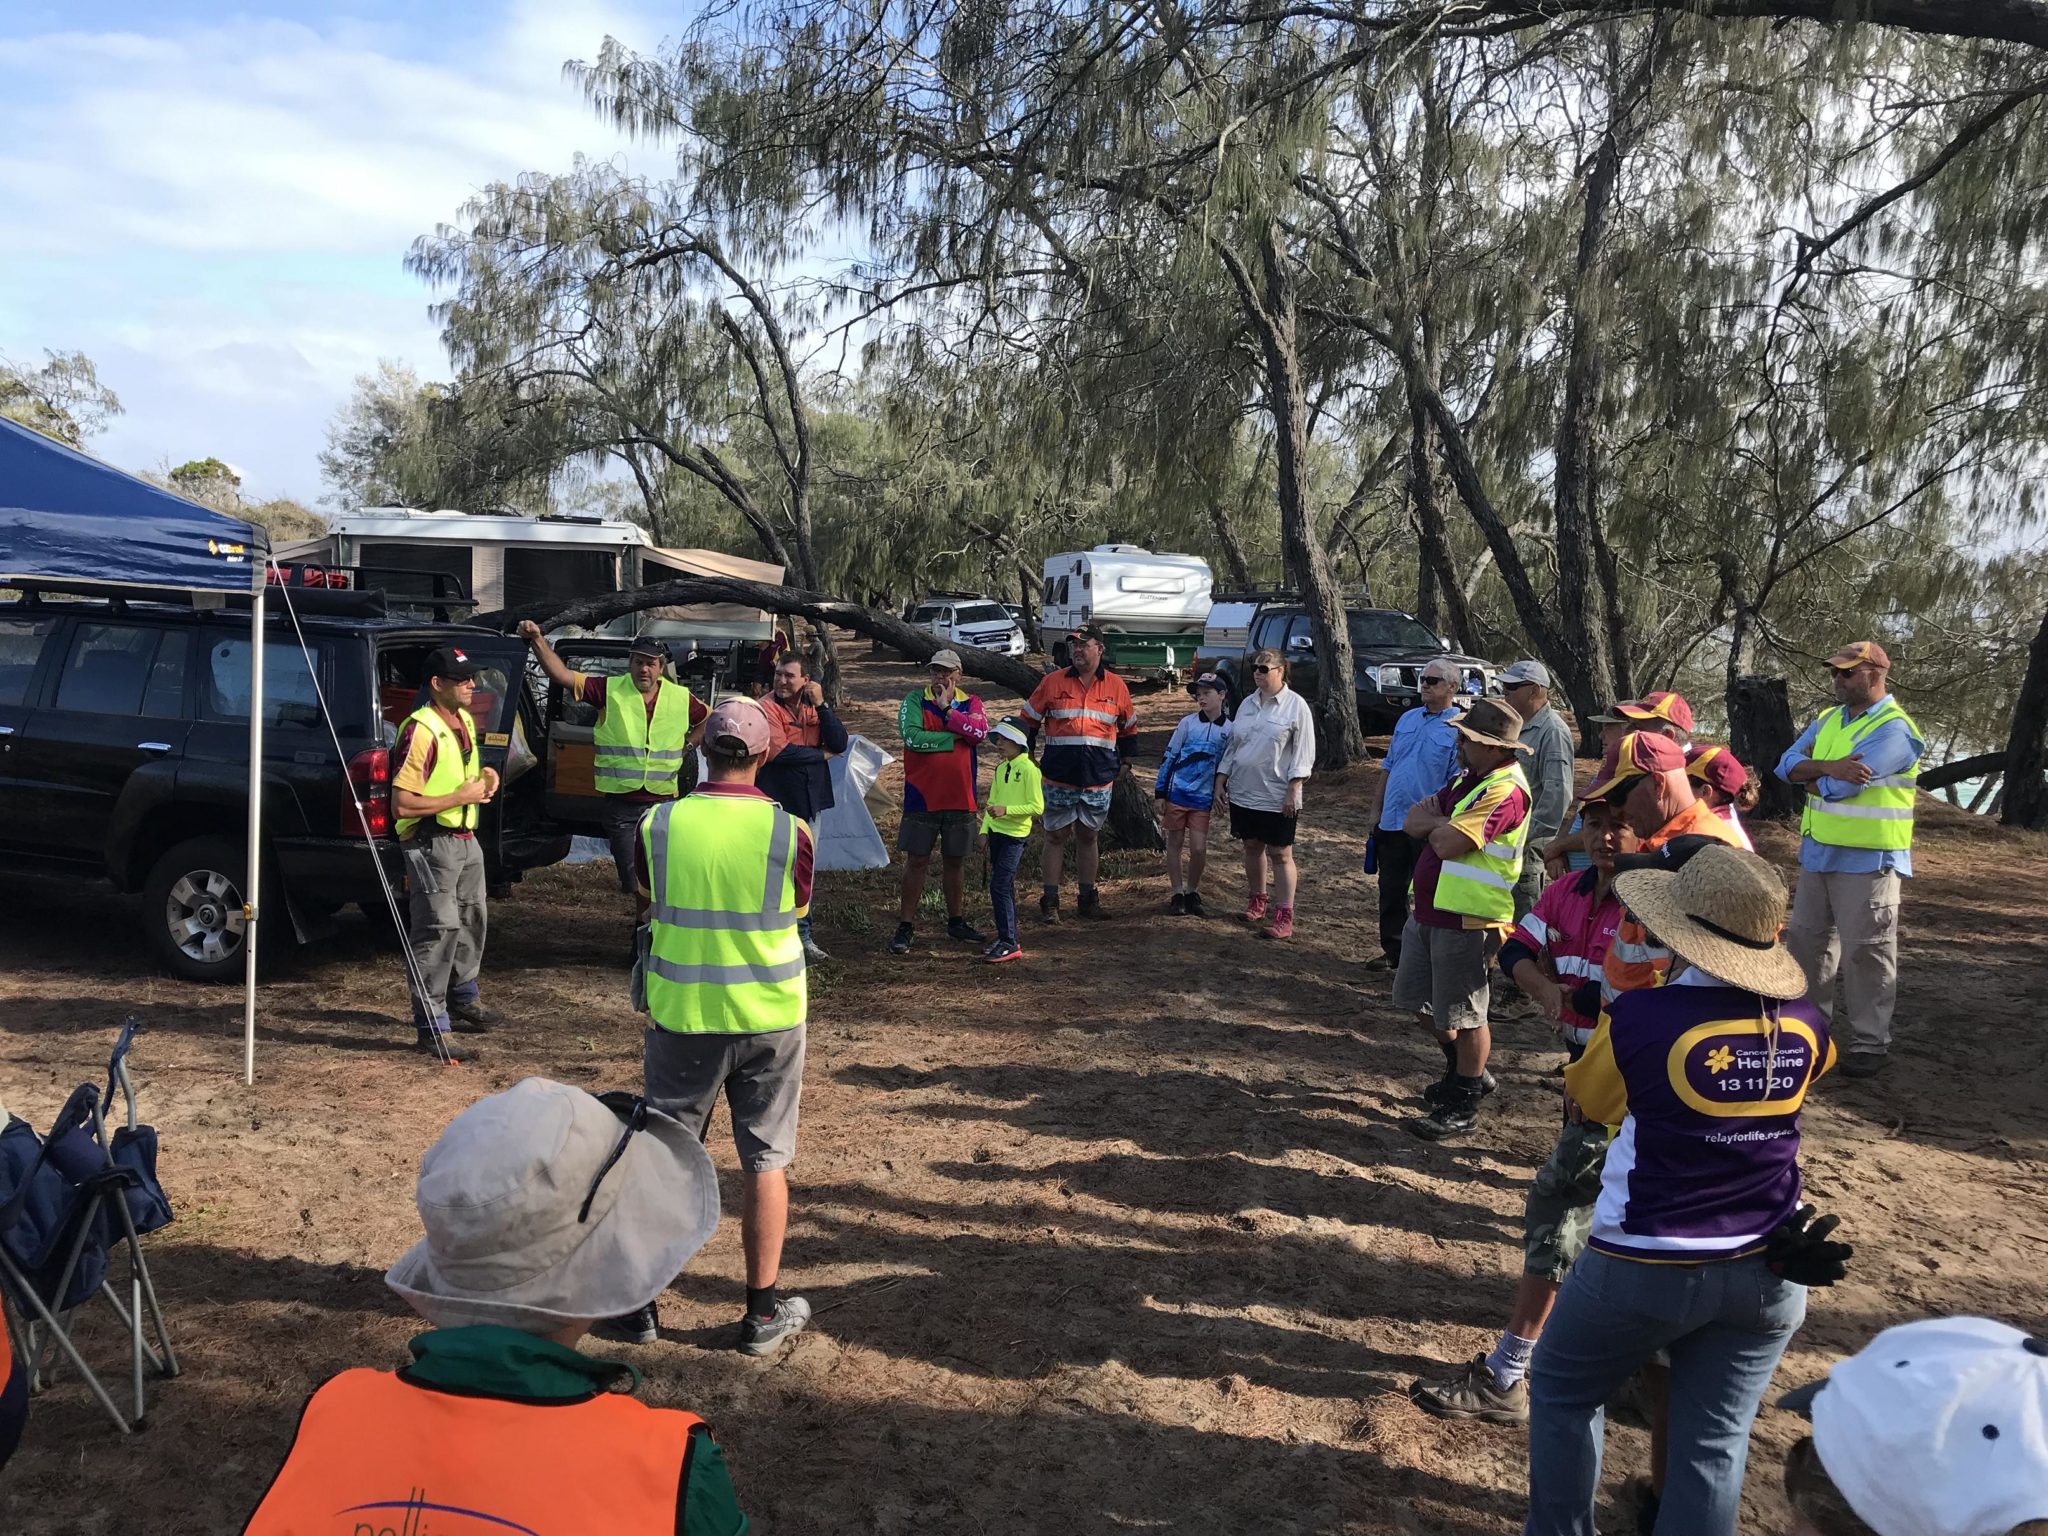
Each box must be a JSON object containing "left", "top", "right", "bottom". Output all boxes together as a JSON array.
[{"left": 345, "top": 747, "right": 390, "bottom": 838}]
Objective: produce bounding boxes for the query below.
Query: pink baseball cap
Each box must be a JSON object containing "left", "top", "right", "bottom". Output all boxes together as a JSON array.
[{"left": 705, "top": 698, "right": 771, "bottom": 756}]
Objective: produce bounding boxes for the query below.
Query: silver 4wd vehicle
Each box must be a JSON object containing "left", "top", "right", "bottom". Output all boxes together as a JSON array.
[{"left": 907, "top": 593, "right": 1027, "bottom": 657}]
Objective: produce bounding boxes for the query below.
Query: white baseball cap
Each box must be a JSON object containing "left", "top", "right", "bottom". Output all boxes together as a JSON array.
[{"left": 1778, "top": 1316, "right": 2048, "bottom": 1536}]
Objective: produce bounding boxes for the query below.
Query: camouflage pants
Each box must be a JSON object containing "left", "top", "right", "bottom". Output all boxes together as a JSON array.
[{"left": 1522, "top": 1116, "right": 1613, "bottom": 1282}]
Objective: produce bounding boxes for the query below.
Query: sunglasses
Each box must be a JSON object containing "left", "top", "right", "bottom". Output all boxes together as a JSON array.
[
  {"left": 1253, "top": 665, "right": 1276, "bottom": 675},
  {"left": 1828, "top": 664, "right": 1872, "bottom": 678},
  {"left": 578, "top": 1091, "right": 648, "bottom": 1224},
  {"left": 1421, "top": 675, "right": 1455, "bottom": 686}
]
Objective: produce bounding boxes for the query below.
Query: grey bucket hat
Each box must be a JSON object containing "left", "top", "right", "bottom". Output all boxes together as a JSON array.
[{"left": 386, "top": 1077, "right": 719, "bottom": 1330}]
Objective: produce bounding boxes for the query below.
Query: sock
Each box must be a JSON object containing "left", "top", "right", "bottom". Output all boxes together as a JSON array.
[
  {"left": 1042, "top": 884, "right": 1058, "bottom": 901},
  {"left": 1485, "top": 1332, "right": 1539, "bottom": 1391},
  {"left": 1439, "top": 1039, "right": 1460, "bottom": 1075},
  {"left": 746, "top": 1284, "right": 777, "bottom": 1320}
]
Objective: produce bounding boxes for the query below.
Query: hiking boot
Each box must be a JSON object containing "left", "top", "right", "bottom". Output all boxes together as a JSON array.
[
  {"left": 1841, "top": 1052, "right": 1891, "bottom": 1079},
  {"left": 1077, "top": 887, "right": 1110, "bottom": 921},
  {"left": 1184, "top": 890, "right": 1207, "bottom": 918},
  {"left": 1363, "top": 952, "right": 1396, "bottom": 972},
  {"left": 1406, "top": 1088, "right": 1484, "bottom": 1141},
  {"left": 596, "top": 1302, "right": 659, "bottom": 1345},
  {"left": 1039, "top": 892, "right": 1060, "bottom": 924},
  {"left": 1410, "top": 1355, "right": 1530, "bottom": 1425},
  {"left": 802, "top": 937, "right": 832, "bottom": 963},
  {"left": 1167, "top": 891, "right": 1188, "bottom": 916},
  {"left": 1261, "top": 905, "right": 1295, "bottom": 940},
  {"left": 982, "top": 939, "right": 1023, "bottom": 964},
  {"left": 1243, "top": 892, "right": 1268, "bottom": 923},
  {"left": 738, "top": 1296, "right": 811, "bottom": 1357},
  {"left": 888, "top": 922, "right": 915, "bottom": 955},
  {"left": 946, "top": 916, "right": 988, "bottom": 944},
  {"left": 1423, "top": 1067, "right": 1498, "bottom": 1106},
  {"left": 414, "top": 1031, "right": 477, "bottom": 1063},
  {"left": 448, "top": 998, "right": 497, "bottom": 1032}
]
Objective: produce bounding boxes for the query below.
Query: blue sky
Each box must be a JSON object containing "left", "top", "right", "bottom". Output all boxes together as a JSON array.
[{"left": 0, "top": 1, "right": 671, "bottom": 504}]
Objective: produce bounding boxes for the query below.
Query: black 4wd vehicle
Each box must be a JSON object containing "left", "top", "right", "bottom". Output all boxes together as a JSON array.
[
  {"left": 0, "top": 590, "right": 568, "bottom": 980},
  {"left": 1195, "top": 596, "right": 1496, "bottom": 731}
]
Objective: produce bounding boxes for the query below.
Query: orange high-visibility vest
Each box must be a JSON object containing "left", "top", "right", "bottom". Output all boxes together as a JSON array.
[{"left": 243, "top": 1368, "right": 704, "bottom": 1535}]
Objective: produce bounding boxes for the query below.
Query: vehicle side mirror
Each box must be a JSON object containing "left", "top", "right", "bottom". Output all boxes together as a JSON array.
[
  {"left": 1438, "top": 636, "right": 1453, "bottom": 651},
  {"left": 1287, "top": 637, "right": 1315, "bottom": 656}
]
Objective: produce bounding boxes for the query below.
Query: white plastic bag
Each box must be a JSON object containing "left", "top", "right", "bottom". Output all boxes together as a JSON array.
[{"left": 814, "top": 734, "right": 894, "bottom": 871}]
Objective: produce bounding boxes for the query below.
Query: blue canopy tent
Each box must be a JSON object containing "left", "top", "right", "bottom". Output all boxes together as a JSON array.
[{"left": 0, "top": 416, "right": 274, "bottom": 1082}]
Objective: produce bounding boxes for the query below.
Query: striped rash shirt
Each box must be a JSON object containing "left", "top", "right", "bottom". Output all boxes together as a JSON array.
[
  {"left": 1504, "top": 869, "right": 1624, "bottom": 1047},
  {"left": 1601, "top": 799, "right": 1744, "bottom": 1000}
]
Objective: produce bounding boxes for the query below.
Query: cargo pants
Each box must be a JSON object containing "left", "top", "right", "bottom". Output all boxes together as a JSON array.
[{"left": 404, "top": 833, "right": 487, "bottom": 1033}]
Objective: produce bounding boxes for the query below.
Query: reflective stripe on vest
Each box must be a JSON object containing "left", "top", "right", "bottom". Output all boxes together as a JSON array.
[
  {"left": 394, "top": 705, "right": 479, "bottom": 839},
  {"left": 240, "top": 1367, "right": 701, "bottom": 1535},
  {"left": 1433, "top": 762, "right": 1532, "bottom": 924},
  {"left": 593, "top": 673, "right": 692, "bottom": 796},
  {"left": 1800, "top": 701, "right": 1919, "bottom": 851},
  {"left": 643, "top": 794, "right": 806, "bottom": 1034}
]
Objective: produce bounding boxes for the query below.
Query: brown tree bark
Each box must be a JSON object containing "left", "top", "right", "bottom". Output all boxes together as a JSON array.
[
  {"left": 1729, "top": 673, "right": 1802, "bottom": 820},
  {"left": 1408, "top": 384, "right": 1477, "bottom": 656},
  {"left": 2000, "top": 603, "right": 2048, "bottom": 829}
]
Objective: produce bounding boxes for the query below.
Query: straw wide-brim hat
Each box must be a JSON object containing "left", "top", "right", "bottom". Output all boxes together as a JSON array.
[
  {"left": 1611, "top": 845, "right": 1809, "bottom": 999},
  {"left": 387, "top": 1077, "right": 720, "bottom": 1330}
]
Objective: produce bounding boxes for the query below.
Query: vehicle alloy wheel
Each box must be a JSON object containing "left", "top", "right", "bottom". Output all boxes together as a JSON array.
[
  {"left": 166, "top": 867, "right": 247, "bottom": 968},
  {"left": 143, "top": 834, "right": 260, "bottom": 982}
]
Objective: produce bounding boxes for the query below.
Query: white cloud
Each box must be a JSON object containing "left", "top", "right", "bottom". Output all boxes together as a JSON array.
[{"left": 0, "top": 0, "right": 666, "bottom": 500}]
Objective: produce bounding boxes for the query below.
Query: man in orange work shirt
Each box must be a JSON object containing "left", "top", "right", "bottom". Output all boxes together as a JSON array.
[{"left": 1020, "top": 625, "right": 1137, "bottom": 922}]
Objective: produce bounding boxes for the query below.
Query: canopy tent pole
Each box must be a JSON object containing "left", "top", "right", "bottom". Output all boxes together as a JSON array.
[{"left": 243, "top": 576, "right": 267, "bottom": 1085}]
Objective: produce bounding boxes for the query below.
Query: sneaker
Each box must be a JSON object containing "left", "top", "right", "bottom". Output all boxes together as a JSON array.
[
  {"left": 1422, "top": 1068, "right": 1498, "bottom": 1106},
  {"left": 982, "top": 939, "right": 1024, "bottom": 964},
  {"left": 1039, "top": 892, "right": 1060, "bottom": 924},
  {"left": 738, "top": 1295, "right": 811, "bottom": 1357},
  {"left": 1410, "top": 1355, "right": 1530, "bottom": 1425},
  {"left": 1406, "top": 1092, "right": 1483, "bottom": 1141},
  {"left": 946, "top": 916, "right": 988, "bottom": 944},
  {"left": 888, "top": 922, "right": 915, "bottom": 955},
  {"left": 1167, "top": 891, "right": 1188, "bottom": 916},
  {"left": 1261, "top": 905, "right": 1295, "bottom": 941},
  {"left": 596, "top": 1302, "right": 659, "bottom": 1345},
  {"left": 1243, "top": 892, "right": 1268, "bottom": 923},
  {"left": 414, "top": 1031, "right": 477, "bottom": 1063},
  {"left": 1077, "top": 887, "right": 1110, "bottom": 921},
  {"left": 1362, "top": 952, "right": 1396, "bottom": 972},
  {"left": 1841, "top": 1052, "right": 1891, "bottom": 1079},
  {"left": 1184, "top": 891, "right": 1207, "bottom": 918},
  {"left": 802, "top": 937, "right": 832, "bottom": 963},
  {"left": 448, "top": 998, "right": 497, "bottom": 1032}
]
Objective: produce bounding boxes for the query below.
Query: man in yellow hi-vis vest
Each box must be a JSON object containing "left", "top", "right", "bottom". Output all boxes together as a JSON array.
[
  {"left": 1394, "top": 696, "right": 1534, "bottom": 1142},
  {"left": 611, "top": 697, "right": 817, "bottom": 1358},
  {"left": 1775, "top": 640, "right": 1924, "bottom": 1079},
  {"left": 392, "top": 648, "right": 499, "bottom": 1063},
  {"left": 520, "top": 623, "right": 707, "bottom": 922}
]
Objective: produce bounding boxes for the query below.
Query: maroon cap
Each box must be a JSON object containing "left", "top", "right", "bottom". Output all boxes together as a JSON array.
[
  {"left": 1686, "top": 744, "right": 1750, "bottom": 799},
  {"left": 1582, "top": 730, "right": 1689, "bottom": 801},
  {"left": 1615, "top": 690, "right": 1695, "bottom": 735},
  {"left": 1825, "top": 640, "right": 1892, "bottom": 672},
  {"left": 705, "top": 697, "right": 771, "bottom": 756}
]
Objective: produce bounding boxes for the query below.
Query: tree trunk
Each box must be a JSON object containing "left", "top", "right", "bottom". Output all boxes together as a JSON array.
[
  {"left": 1728, "top": 673, "right": 1801, "bottom": 820},
  {"left": 1999, "top": 602, "right": 2048, "bottom": 829},
  {"left": 1250, "top": 229, "right": 1365, "bottom": 768},
  {"left": 1207, "top": 492, "right": 1256, "bottom": 591},
  {"left": 1919, "top": 750, "right": 2007, "bottom": 794},
  {"left": 1105, "top": 767, "right": 1167, "bottom": 852},
  {"left": 1408, "top": 386, "right": 1477, "bottom": 655}
]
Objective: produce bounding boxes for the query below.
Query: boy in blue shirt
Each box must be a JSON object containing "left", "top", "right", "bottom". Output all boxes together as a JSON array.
[{"left": 1155, "top": 673, "right": 1233, "bottom": 916}]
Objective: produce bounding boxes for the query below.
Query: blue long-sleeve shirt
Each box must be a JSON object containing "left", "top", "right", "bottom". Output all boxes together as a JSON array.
[
  {"left": 1376, "top": 704, "right": 1462, "bottom": 833},
  {"left": 1774, "top": 694, "right": 1923, "bottom": 876},
  {"left": 1154, "top": 713, "right": 1232, "bottom": 810}
]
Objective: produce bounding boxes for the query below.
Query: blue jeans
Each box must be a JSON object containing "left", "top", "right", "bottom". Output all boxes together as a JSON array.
[
  {"left": 1525, "top": 1249, "right": 1806, "bottom": 1536},
  {"left": 987, "top": 833, "right": 1027, "bottom": 943}
]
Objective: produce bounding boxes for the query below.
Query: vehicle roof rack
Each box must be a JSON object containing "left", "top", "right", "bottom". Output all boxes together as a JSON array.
[
  {"left": 255, "top": 562, "right": 477, "bottom": 623},
  {"left": 922, "top": 589, "right": 997, "bottom": 601}
]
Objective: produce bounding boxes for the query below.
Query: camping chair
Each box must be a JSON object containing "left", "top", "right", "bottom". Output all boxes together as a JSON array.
[{"left": 0, "top": 1019, "right": 179, "bottom": 1433}]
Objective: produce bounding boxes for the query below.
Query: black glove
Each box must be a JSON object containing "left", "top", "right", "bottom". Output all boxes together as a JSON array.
[{"left": 1765, "top": 1204, "right": 1852, "bottom": 1286}]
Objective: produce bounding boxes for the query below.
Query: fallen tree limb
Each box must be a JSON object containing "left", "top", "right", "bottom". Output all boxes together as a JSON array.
[{"left": 1918, "top": 751, "right": 2006, "bottom": 794}]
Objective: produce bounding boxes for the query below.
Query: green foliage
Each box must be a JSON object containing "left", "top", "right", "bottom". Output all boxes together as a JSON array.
[{"left": 0, "top": 349, "right": 121, "bottom": 448}]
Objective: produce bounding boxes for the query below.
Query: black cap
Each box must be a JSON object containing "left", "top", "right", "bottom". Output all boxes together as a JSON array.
[
  {"left": 628, "top": 634, "right": 671, "bottom": 661},
  {"left": 423, "top": 646, "right": 481, "bottom": 684}
]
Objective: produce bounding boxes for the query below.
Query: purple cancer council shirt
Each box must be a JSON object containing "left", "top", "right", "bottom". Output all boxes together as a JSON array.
[{"left": 1590, "top": 983, "right": 1834, "bottom": 1263}]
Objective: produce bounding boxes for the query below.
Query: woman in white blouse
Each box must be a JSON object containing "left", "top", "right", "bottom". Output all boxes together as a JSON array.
[{"left": 1214, "top": 649, "right": 1317, "bottom": 940}]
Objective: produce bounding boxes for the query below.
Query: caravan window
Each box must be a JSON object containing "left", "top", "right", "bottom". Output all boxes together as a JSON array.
[{"left": 1117, "top": 575, "right": 1187, "bottom": 595}]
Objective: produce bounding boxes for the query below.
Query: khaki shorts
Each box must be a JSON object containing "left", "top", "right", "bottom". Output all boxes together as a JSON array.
[
  {"left": 1523, "top": 1116, "right": 1612, "bottom": 1282},
  {"left": 1160, "top": 803, "right": 1213, "bottom": 834},
  {"left": 643, "top": 1024, "right": 806, "bottom": 1172},
  {"left": 1390, "top": 917, "right": 1492, "bottom": 1032}
]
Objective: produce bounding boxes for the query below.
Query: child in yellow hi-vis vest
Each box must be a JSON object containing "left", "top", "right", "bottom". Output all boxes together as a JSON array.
[{"left": 979, "top": 717, "right": 1045, "bottom": 963}]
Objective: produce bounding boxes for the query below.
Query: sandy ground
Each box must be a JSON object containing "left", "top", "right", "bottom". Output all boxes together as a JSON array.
[{"left": 2, "top": 652, "right": 2045, "bottom": 1534}]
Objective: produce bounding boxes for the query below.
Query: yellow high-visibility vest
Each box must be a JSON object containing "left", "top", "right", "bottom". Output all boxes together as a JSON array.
[
  {"left": 1801, "top": 700, "right": 1919, "bottom": 851},
  {"left": 643, "top": 794, "right": 806, "bottom": 1034},
  {"left": 593, "top": 673, "right": 691, "bottom": 797},
  {"left": 394, "top": 705, "right": 479, "bottom": 839},
  {"left": 1433, "top": 762, "right": 1532, "bottom": 924}
]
